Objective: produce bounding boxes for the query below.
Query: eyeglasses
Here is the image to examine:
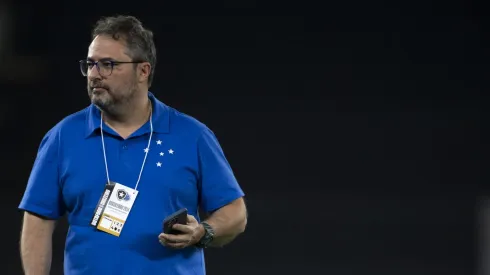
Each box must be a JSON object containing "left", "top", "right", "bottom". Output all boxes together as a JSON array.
[{"left": 79, "top": 59, "right": 144, "bottom": 77}]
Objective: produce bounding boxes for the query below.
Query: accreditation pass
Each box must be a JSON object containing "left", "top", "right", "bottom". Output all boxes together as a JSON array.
[{"left": 90, "top": 182, "right": 139, "bottom": 237}]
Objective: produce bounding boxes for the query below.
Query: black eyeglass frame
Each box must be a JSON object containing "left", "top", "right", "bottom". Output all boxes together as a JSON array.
[{"left": 79, "top": 59, "right": 145, "bottom": 77}]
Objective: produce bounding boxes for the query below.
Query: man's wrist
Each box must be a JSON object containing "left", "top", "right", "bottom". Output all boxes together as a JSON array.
[
  {"left": 195, "top": 221, "right": 215, "bottom": 248},
  {"left": 196, "top": 223, "right": 206, "bottom": 240}
]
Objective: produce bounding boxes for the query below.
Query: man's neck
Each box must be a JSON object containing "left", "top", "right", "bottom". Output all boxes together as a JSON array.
[{"left": 102, "top": 94, "right": 151, "bottom": 137}]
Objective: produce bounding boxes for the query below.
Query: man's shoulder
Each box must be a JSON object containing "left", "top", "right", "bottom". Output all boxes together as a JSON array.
[
  {"left": 43, "top": 106, "right": 92, "bottom": 138},
  {"left": 166, "top": 105, "right": 210, "bottom": 136}
]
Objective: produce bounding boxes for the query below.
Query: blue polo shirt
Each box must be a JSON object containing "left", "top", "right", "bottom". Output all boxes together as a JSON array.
[{"left": 19, "top": 92, "right": 244, "bottom": 275}]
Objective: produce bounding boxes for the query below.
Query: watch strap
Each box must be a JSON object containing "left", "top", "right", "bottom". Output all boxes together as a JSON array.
[{"left": 196, "top": 221, "right": 215, "bottom": 248}]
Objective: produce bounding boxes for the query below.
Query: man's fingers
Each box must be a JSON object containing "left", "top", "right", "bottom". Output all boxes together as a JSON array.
[
  {"left": 172, "top": 224, "right": 193, "bottom": 233},
  {"left": 158, "top": 233, "right": 191, "bottom": 249},
  {"left": 160, "top": 238, "right": 182, "bottom": 248},
  {"left": 186, "top": 214, "right": 198, "bottom": 224},
  {"left": 159, "top": 233, "right": 188, "bottom": 243},
  {"left": 161, "top": 240, "right": 187, "bottom": 249},
  {"left": 158, "top": 218, "right": 198, "bottom": 249}
]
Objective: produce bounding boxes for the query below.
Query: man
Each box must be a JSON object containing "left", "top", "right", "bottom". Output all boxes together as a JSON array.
[{"left": 19, "top": 15, "right": 247, "bottom": 275}]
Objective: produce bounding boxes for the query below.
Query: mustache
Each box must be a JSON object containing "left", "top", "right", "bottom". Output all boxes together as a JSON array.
[{"left": 89, "top": 82, "right": 109, "bottom": 90}]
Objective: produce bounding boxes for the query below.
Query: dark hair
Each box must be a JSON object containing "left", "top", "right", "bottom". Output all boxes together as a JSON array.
[{"left": 91, "top": 15, "right": 157, "bottom": 87}]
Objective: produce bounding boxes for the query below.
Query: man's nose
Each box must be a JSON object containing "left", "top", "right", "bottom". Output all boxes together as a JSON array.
[{"left": 87, "top": 64, "right": 101, "bottom": 80}]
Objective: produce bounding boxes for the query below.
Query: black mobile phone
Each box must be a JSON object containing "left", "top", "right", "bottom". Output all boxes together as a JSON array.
[{"left": 162, "top": 208, "right": 188, "bottom": 234}]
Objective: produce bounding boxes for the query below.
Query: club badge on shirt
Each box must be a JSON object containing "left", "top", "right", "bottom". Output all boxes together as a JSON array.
[{"left": 90, "top": 181, "right": 139, "bottom": 237}]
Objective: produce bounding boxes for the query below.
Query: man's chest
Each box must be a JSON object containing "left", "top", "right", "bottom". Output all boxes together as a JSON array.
[{"left": 59, "top": 135, "right": 200, "bottom": 224}]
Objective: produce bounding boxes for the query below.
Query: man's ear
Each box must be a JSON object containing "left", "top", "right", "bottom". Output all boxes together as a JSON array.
[{"left": 139, "top": 62, "right": 151, "bottom": 83}]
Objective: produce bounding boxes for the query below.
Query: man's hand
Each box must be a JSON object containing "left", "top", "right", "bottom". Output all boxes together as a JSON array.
[{"left": 158, "top": 214, "right": 205, "bottom": 249}]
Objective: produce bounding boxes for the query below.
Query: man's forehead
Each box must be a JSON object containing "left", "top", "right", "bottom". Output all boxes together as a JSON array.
[{"left": 88, "top": 35, "right": 128, "bottom": 59}]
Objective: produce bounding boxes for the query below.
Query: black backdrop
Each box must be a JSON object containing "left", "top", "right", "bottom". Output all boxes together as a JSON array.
[{"left": 1, "top": 0, "right": 485, "bottom": 274}]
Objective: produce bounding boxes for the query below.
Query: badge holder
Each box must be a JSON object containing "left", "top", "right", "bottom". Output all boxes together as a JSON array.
[
  {"left": 89, "top": 107, "right": 152, "bottom": 237},
  {"left": 90, "top": 181, "right": 139, "bottom": 237}
]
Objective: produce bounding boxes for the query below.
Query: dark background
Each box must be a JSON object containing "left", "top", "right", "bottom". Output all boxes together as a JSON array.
[{"left": 1, "top": 0, "right": 484, "bottom": 274}]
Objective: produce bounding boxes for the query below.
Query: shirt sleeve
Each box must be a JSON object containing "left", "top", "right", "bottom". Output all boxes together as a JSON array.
[
  {"left": 18, "top": 128, "right": 65, "bottom": 219},
  {"left": 197, "top": 128, "right": 244, "bottom": 213}
]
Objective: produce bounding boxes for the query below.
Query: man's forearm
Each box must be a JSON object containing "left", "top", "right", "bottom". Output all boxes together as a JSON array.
[
  {"left": 202, "top": 198, "right": 247, "bottom": 247},
  {"left": 20, "top": 212, "right": 56, "bottom": 275}
]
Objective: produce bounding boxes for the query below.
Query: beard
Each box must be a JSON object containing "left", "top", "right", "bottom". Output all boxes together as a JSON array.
[{"left": 87, "top": 78, "right": 138, "bottom": 116}]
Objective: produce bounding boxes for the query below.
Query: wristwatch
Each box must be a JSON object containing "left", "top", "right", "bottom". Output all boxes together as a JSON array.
[{"left": 195, "top": 221, "right": 215, "bottom": 248}]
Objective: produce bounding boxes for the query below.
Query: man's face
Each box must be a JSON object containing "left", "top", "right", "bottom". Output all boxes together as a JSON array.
[{"left": 86, "top": 35, "right": 138, "bottom": 113}]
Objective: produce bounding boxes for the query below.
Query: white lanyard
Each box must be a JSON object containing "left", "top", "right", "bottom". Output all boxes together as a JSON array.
[{"left": 100, "top": 110, "right": 153, "bottom": 192}]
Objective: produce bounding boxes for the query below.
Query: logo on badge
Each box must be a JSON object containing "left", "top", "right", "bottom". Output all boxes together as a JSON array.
[{"left": 116, "top": 189, "right": 130, "bottom": 201}]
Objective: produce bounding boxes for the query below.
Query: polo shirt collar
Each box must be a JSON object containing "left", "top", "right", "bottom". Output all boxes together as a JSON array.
[{"left": 85, "top": 92, "right": 169, "bottom": 138}]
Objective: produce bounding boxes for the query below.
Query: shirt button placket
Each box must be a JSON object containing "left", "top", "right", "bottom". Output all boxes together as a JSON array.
[
  {"left": 121, "top": 142, "right": 129, "bottom": 160},
  {"left": 121, "top": 141, "right": 130, "bottom": 165}
]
